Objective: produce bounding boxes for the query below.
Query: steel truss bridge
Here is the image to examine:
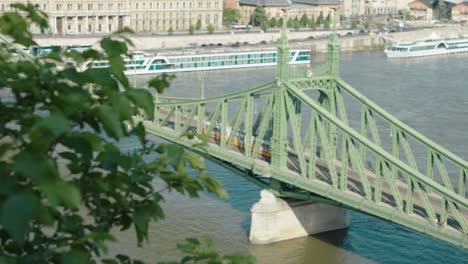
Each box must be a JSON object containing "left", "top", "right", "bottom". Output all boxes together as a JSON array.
[
  {"left": 2, "top": 22, "right": 466, "bottom": 248},
  {"left": 140, "top": 25, "right": 468, "bottom": 249}
]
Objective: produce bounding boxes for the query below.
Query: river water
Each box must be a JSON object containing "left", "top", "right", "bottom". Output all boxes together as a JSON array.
[{"left": 113, "top": 51, "right": 468, "bottom": 263}]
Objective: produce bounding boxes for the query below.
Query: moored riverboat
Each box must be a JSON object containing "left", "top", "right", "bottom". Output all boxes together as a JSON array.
[
  {"left": 82, "top": 49, "right": 311, "bottom": 75},
  {"left": 385, "top": 34, "right": 468, "bottom": 58}
]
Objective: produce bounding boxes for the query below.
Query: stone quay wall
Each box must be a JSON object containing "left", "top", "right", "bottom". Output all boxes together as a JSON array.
[{"left": 33, "top": 26, "right": 468, "bottom": 53}]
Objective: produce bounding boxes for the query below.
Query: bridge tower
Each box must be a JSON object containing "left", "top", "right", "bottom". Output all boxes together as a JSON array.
[
  {"left": 270, "top": 12, "right": 289, "bottom": 171},
  {"left": 250, "top": 10, "right": 349, "bottom": 245},
  {"left": 328, "top": 10, "right": 340, "bottom": 78}
]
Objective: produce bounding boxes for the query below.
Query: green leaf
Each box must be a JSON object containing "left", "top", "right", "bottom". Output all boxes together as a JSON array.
[
  {"left": 125, "top": 89, "right": 154, "bottom": 119},
  {"left": 29, "top": 111, "right": 70, "bottom": 139},
  {"left": 108, "top": 56, "right": 129, "bottom": 88},
  {"left": 100, "top": 37, "right": 127, "bottom": 58},
  {"left": 184, "top": 152, "right": 206, "bottom": 172},
  {"left": 111, "top": 93, "right": 135, "bottom": 121},
  {"left": 198, "top": 176, "right": 228, "bottom": 199},
  {"left": 35, "top": 203, "right": 54, "bottom": 226},
  {"left": 13, "top": 151, "right": 58, "bottom": 184},
  {"left": 133, "top": 208, "right": 150, "bottom": 246},
  {"left": 61, "top": 249, "right": 92, "bottom": 264},
  {"left": 0, "top": 194, "right": 37, "bottom": 244},
  {"left": 148, "top": 74, "right": 175, "bottom": 94},
  {"left": 39, "top": 180, "right": 82, "bottom": 208},
  {"left": 166, "top": 144, "right": 184, "bottom": 168},
  {"left": 113, "top": 27, "right": 135, "bottom": 35},
  {"left": 96, "top": 105, "right": 125, "bottom": 139}
]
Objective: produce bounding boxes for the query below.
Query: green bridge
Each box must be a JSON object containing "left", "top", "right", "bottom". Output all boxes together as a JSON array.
[
  {"left": 2, "top": 18, "right": 466, "bottom": 249},
  {"left": 140, "top": 23, "right": 468, "bottom": 248}
]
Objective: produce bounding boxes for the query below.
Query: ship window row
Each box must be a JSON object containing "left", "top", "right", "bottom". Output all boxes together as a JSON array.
[
  {"left": 175, "top": 57, "right": 278, "bottom": 66},
  {"left": 391, "top": 47, "right": 409, "bottom": 51},
  {"left": 174, "top": 58, "right": 279, "bottom": 69},
  {"left": 171, "top": 53, "right": 278, "bottom": 63},
  {"left": 409, "top": 45, "right": 435, "bottom": 51},
  {"left": 169, "top": 52, "right": 307, "bottom": 64}
]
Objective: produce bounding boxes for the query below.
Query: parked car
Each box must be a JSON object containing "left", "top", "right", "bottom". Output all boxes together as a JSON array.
[{"left": 231, "top": 41, "right": 241, "bottom": 47}]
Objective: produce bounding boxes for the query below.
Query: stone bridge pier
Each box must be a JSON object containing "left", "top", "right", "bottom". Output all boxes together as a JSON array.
[{"left": 249, "top": 190, "right": 349, "bottom": 244}]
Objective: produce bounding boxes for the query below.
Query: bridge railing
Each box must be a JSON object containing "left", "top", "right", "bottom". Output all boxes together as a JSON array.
[
  {"left": 286, "top": 82, "right": 468, "bottom": 238},
  {"left": 149, "top": 82, "right": 276, "bottom": 157}
]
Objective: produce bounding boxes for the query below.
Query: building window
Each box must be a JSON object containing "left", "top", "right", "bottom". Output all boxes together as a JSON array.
[
  {"left": 67, "top": 4, "right": 72, "bottom": 11},
  {"left": 57, "top": 4, "right": 61, "bottom": 11}
]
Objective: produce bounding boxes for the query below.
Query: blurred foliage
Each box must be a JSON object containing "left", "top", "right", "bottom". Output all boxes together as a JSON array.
[
  {"left": 0, "top": 3, "right": 254, "bottom": 263},
  {"left": 250, "top": 5, "right": 267, "bottom": 27},
  {"left": 207, "top": 24, "right": 215, "bottom": 34},
  {"left": 223, "top": 8, "right": 241, "bottom": 27}
]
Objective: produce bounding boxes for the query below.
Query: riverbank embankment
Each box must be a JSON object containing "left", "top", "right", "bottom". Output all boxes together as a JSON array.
[{"left": 33, "top": 25, "right": 468, "bottom": 53}]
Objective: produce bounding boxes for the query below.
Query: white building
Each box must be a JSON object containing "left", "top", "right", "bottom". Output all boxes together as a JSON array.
[
  {"left": 342, "top": 0, "right": 366, "bottom": 17},
  {"left": 0, "top": 0, "right": 223, "bottom": 34}
]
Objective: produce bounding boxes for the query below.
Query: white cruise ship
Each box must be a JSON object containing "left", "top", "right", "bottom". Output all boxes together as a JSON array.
[
  {"left": 385, "top": 34, "right": 468, "bottom": 58},
  {"left": 83, "top": 49, "right": 311, "bottom": 75}
]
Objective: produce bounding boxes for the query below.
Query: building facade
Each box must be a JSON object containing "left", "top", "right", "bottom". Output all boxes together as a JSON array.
[
  {"left": 408, "top": 0, "right": 434, "bottom": 20},
  {"left": 0, "top": 0, "right": 223, "bottom": 34},
  {"left": 224, "top": 0, "right": 239, "bottom": 8},
  {"left": 238, "top": 0, "right": 341, "bottom": 24},
  {"left": 290, "top": 0, "right": 341, "bottom": 21},
  {"left": 452, "top": 1, "right": 468, "bottom": 21},
  {"left": 342, "top": 0, "right": 366, "bottom": 17},
  {"left": 364, "top": 0, "right": 398, "bottom": 15}
]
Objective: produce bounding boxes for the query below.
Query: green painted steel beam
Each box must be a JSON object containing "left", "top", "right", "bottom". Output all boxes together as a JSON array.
[
  {"left": 335, "top": 78, "right": 468, "bottom": 169},
  {"left": 286, "top": 83, "right": 468, "bottom": 208}
]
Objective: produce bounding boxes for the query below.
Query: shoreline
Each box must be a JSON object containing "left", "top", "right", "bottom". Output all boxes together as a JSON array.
[{"left": 32, "top": 25, "right": 468, "bottom": 54}]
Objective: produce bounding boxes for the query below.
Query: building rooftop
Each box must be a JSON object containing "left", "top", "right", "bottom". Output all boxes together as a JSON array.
[
  {"left": 409, "top": 0, "right": 435, "bottom": 8},
  {"left": 453, "top": 0, "right": 468, "bottom": 5}
]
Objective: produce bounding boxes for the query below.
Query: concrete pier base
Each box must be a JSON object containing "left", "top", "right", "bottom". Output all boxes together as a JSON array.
[{"left": 249, "top": 190, "right": 349, "bottom": 244}]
